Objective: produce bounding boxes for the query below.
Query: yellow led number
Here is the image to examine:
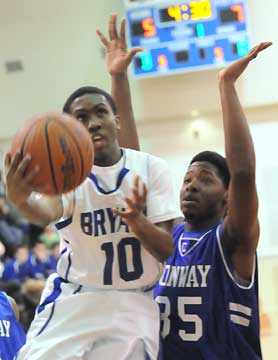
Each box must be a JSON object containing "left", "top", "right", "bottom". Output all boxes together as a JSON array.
[
  {"left": 190, "top": 0, "right": 212, "bottom": 20},
  {"left": 167, "top": 5, "right": 182, "bottom": 22}
]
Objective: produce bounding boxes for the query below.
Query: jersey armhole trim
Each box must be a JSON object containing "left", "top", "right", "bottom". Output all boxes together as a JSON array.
[
  {"left": 55, "top": 191, "right": 76, "bottom": 230},
  {"left": 216, "top": 225, "right": 256, "bottom": 290},
  {"left": 55, "top": 216, "right": 73, "bottom": 230}
]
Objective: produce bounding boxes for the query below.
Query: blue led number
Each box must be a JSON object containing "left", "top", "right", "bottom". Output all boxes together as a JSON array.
[{"left": 101, "top": 237, "right": 143, "bottom": 285}]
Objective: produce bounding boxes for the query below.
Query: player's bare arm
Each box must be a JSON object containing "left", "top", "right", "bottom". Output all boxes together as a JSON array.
[
  {"left": 97, "top": 14, "right": 141, "bottom": 150},
  {"left": 113, "top": 176, "right": 173, "bottom": 262},
  {"left": 5, "top": 151, "right": 63, "bottom": 227},
  {"left": 8, "top": 296, "right": 20, "bottom": 321},
  {"left": 219, "top": 42, "right": 272, "bottom": 280}
]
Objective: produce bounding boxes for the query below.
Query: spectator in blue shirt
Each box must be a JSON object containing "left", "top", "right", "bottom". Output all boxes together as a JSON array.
[
  {"left": 2, "top": 245, "right": 30, "bottom": 281},
  {"left": 28, "top": 240, "right": 52, "bottom": 279}
]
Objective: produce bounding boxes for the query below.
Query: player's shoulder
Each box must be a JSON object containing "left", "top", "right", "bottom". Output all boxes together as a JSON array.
[
  {"left": 0, "top": 291, "right": 18, "bottom": 316},
  {"left": 0, "top": 290, "right": 8, "bottom": 300},
  {"left": 124, "top": 148, "right": 169, "bottom": 169}
]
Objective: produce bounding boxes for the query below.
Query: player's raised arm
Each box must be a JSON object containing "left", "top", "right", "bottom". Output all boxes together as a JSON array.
[
  {"left": 97, "top": 14, "right": 141, "bottom": 150},
  {"left": 219, "top": 42, "right": 272, "bottom": 279},
  {"left": 5, "top": 152, "right": 63, "bottom": 227}
]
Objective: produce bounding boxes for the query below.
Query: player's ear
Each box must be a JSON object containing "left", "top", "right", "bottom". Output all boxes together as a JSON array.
[{"left": 115, "top": 115, "right": 120, "bottom": 130}]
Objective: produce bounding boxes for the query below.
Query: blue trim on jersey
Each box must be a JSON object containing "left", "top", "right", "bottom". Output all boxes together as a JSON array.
[
  {"left": 60, "top": 247, "right": 67, "bottom": 255},
  {"left": 55, "top": 216, "right": 73, "bottom": 230},
  {"left": 88, "top": 168, "right": 129, "bottom": 194},
  {"left": 36, "top": 280, "right": 83, "bottom": 337},
  {"left": 37, "top": 277, "right": 63, "bottom": 314},
  {"left": 145, "top": 351, "right": 150, "bottom": 360},
  {"left": 73, "top": 285, "right": 82, "bottom": 294},
  {"left": 37, "top": 302, "right": 56, "bottom": 336},
  {"left": 64, "top": 251, "right": 72, "bottom": 281}
]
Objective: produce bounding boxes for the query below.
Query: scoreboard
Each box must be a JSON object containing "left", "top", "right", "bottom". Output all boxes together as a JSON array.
[{"left": 124, "top": 0, "right": 250, "bottom": 77}]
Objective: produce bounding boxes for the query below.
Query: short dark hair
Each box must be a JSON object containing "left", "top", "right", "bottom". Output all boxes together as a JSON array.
[
  {"left": 63, "top": 86, "right": 118, "bottom": 115},
  {"left": 190, "top": 151, "right": 230, "bottom": 188}
]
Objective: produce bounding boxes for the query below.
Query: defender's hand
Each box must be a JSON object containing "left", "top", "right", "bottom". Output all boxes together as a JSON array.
[
  {"left": 97, "top": 14, "right": 142, "bottom": 76},
  {"left": 113, "top": 176, "right": 147, "bottom": 230},
  {"left": 219, "top": 42, "right": 272, "bottom": 83},
  {"left": 5, "top": 152, "right": 46, "bottom": 208}
]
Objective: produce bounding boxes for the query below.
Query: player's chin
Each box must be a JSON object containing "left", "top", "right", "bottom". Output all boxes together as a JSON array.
[
  {"left": 92, "top": 139, "right": 106, "bottom": 152},
  {"left": 181, "top": 202, "right": 198, "bottom": 214},
  {"left": 182, "top": 207, "right": 199, "bottom": 222}
]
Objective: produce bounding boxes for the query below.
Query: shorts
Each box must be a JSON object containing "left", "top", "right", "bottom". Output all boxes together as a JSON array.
[{"left": 17, "top": 273, "right": 160, "bottom": 360}]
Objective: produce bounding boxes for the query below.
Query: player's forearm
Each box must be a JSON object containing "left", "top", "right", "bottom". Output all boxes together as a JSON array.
[
  {"left": 219, "top": 78, "right": 256, "bottom": 178},
  {"left": 111, "top": 73, "right": 140, "bottom": 150},
  {"left": 131, "top": 214, "right": 173, "bottom": 262},
  {"left": 16, "top": 196, "right": 62, "bottom": 227}
]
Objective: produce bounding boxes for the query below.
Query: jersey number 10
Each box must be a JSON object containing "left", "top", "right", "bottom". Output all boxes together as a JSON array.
[{"left": 101, "top": 237, "right": 143, "bottom": 285}]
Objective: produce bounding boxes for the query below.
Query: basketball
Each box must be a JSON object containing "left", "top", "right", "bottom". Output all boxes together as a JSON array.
[{"left": 10, "top": 112, "right": 94, "bottom": 195}]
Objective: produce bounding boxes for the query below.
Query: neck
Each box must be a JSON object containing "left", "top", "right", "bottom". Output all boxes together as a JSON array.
[
  {"left": 94, "top": 145, "right": 122, "bottom": 167},
  {"left": 185, "top": 214, "right": 222, "bottom": 232}
]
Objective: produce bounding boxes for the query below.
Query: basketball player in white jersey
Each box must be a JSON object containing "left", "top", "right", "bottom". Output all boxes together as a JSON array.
[{"left": 4, "top": 17, "right": 180, "bottom": 360}]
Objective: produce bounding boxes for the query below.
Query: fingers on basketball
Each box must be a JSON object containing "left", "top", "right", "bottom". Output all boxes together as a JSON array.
[{"left": 10, "top": 113, "right": 94, "bottom": 195}]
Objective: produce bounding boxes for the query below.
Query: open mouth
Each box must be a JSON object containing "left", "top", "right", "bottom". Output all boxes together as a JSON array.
[{"left": 92, "top": 135, "right": 104, "bottom": 144}]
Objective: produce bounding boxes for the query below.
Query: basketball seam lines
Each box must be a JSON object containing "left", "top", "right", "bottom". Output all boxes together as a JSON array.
[
  {"left": 56, "top": 120, "right": 84, "bottom": 185},
  {"left": 21, "top": 121, "right": 39, "bottom": 158},
  {"left": 45, "top": 120, "right": 59, "bottom": 194}
]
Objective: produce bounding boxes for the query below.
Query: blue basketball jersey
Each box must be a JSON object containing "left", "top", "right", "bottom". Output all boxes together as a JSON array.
[
  {"left": 154, "top": 223, "right": 262, "bottom": 360},
  {"left": 0, "top": 292, "right": 25, "bottom": 360}
]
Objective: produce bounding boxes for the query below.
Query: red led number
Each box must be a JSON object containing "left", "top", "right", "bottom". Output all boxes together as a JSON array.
[
  {"left": 231, "top": 5, "right": 245, "bottom": 22},
  {"left": 142, "top": 18, "right": 157, "bottom": 37}
]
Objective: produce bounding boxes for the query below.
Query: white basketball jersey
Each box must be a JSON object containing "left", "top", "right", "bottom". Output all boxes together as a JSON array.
[{"left": 55, "top": 148, "right": 180, "bottom": 290}]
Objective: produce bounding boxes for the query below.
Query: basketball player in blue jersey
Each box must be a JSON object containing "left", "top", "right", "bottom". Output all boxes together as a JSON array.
[
  {"left": 103, "top": 24, "right": 272, "bottom": 357},
  {"left": 153, "top": 43, "right": 272, "bottom": 359},
  {"left": 4, "top": 16, "right": 180, "bottom": 360},
  {"left": 0, "top": 291, "right": 26, "bottom": 359}
]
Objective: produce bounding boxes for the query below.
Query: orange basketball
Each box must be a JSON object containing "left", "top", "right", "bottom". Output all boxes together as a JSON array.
[{"left": 10, "top": 112, "right": 94, "bottom": 195}]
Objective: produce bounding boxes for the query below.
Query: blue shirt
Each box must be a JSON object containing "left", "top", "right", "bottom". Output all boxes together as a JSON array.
[
  {"left": 0, "top": 291, "right": 25, "bottom": 360},
  {"left": 154, "top": 223, "right": 262, "bottom": 360},
  {"left": 27, "top": 253, "right": 53, "bottom": 279},
  {"left": 2, "top": 259, "right": 31, "bottom": 282}
]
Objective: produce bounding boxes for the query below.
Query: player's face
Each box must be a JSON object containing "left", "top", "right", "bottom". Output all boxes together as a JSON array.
[
  {"left": 180, "top": 162, "right": 227, "bottom": 227},
  {"left": 69, "top": 93, "right": 120, "bottom": 158}
]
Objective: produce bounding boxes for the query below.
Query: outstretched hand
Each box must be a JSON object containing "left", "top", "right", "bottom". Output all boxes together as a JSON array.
[
  {"left": 113, "top": 176, "right": 147, "bottom": 230},
  {"left": 219, "top": 42, "right": 272, "bottom": 83},
  {"left": 97, "top": 14, "right": 142, "bottom": 76}
]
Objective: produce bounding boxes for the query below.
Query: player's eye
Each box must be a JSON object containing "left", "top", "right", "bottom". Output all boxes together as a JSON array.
[
  {"left": 76, "top": 114, "right": 88, "bottom": 123},
  {"left": 96, "top": 108, "right": 108, "bottom": 116},
  {"left": 201, "top": 177, "right": 213, "bottom": 184},
  {"left": 184, "top": 178, "right": 191, "bottom": 184}
]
